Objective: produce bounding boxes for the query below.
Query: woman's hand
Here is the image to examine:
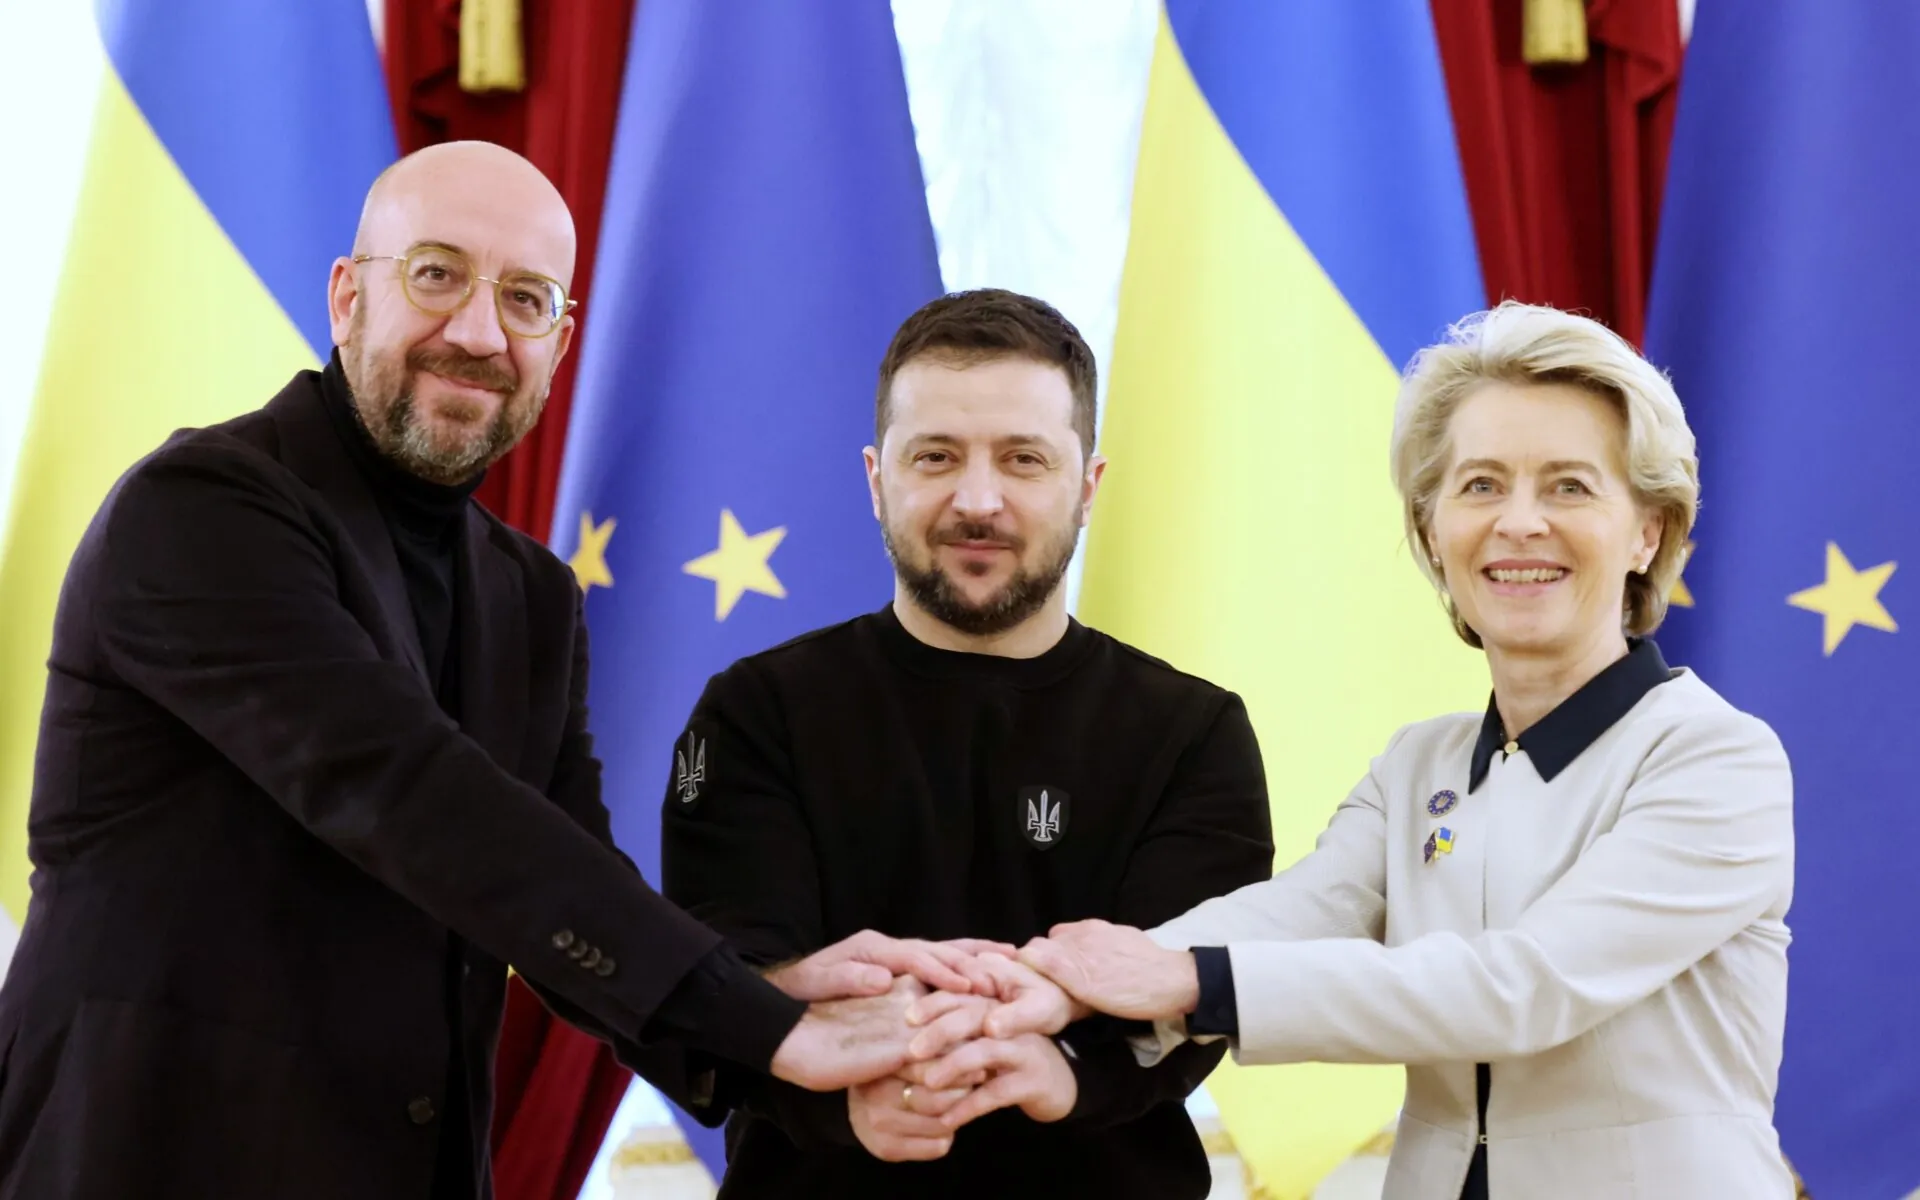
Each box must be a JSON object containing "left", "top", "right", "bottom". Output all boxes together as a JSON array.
[{"left": 1017, "top": 919, "right": 1200, "bottom": 1021}]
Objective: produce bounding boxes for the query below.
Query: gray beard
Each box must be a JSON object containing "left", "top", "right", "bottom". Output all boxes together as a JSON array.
[
  {"left": 341, "top": 304, "right": 543, "bottom": 485},
  {"left": 373, "top": 388, "right": 533, "bottom": 485}
]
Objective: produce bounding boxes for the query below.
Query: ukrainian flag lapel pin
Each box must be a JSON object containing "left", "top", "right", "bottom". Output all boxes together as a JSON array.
[{"left": 1423, "top": 825, "right": 1456, "bottom": 865}]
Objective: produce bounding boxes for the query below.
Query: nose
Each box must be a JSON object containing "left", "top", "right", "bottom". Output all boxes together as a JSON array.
[
  {"left": 439, "top": 286, "right": 511, "bottom": 359},
  {"left": 950, "top": 457, "right": 1005, "bottom": 520},
  {"left": 1491, "top": 487, "right": 1550, "bottom": 542}
]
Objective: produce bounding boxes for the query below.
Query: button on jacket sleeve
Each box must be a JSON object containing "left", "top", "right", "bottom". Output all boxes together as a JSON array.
[
  {"left": 492, "top": 597, "right": 802, "bottom": 1111},
  {"left": 1171, "top": 711, "right": 1792, "bottom": 1067},
  {"left": 90, "top": 443, "right": 777, "bottom": 1076}
]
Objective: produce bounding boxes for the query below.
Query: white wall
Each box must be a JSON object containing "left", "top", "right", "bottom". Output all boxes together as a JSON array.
[{"left": 0, "top": 0, "right": 103, "bottom": 543}]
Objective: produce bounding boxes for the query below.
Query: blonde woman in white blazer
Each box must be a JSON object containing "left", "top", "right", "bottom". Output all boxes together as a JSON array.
[{"left": 960, "top": 303, "right": 1796, "bottom": 1199}]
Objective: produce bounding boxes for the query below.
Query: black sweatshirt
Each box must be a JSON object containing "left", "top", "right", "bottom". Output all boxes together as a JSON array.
[
  {"left": 320, "top": 356, "right": 804, "bottom": 1200},
  {"left": 661, "top": 605, "right": 1276, "bottom": 1199}
]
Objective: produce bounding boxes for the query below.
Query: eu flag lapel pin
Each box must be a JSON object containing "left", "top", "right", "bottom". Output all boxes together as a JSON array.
[{"left": 1423, "top": 826, "right": 1456, "bottom": 864}]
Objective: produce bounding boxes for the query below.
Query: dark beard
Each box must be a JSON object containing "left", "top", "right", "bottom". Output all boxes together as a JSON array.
[{"left": 883, "top": 516, "right": 1079, "bottom": 637}]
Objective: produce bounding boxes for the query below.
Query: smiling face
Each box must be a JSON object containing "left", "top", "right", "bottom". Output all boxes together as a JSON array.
[
  {"left": 327, "top": 142, "right": 577, "bottom": 485},
  {"left": 866, "top": 354, "right": 1102, "bottom": 637},
  {"left": 1428, "top": 380, "right": 1663, "bottom": 663}
]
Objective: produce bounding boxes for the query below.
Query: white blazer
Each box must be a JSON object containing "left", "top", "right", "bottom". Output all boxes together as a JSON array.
[{"left": 1140, "top": 649, "right": 1795, "bottom": 1198}]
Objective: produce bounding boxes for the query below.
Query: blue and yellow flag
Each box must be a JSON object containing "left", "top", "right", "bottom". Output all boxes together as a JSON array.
[
  {"left": 1075, "top": 3, "right": 1487, "bottom": 1192},
  {"left": 548, "top": 0, "right": 943, "bottom": 1173},
  {"left": 0, "top": 1, "right": 392, "bottom": 932},
  {"left": 1645, "top": 5, "right": 1920, "bottom": 1195}
]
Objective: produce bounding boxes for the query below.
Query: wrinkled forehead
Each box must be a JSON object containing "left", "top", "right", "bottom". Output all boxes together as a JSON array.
[{"left": 367, "top": 186, "right": 575, "bottom": 284}]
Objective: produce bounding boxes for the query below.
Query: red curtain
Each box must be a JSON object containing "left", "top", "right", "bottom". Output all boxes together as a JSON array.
[
  {"left": 386, "top": 0, "right": 635, "bottom": 545},
  {"left": 383, "top": 4, "right": 639, "bottom": 1198},
  {"left": 1432, "top": 0, "right": 1684, "bottom": 346}
]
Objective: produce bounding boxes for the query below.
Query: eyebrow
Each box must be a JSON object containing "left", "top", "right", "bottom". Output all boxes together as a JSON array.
[
  {"left": 996, "top": 434, "right": 1054, "bottom": 451},
  {"left": 1452, "top": 457, "right": 1602, "bottom": 476},
  {"left": 903, "top": 433, "right": 1058, "bottom": 450},
  {"left": 408, "top": 239, "right": 467, "bottom": 257},
  {"left": 408, "top": 240, "right": 554, "bottom": 280}
]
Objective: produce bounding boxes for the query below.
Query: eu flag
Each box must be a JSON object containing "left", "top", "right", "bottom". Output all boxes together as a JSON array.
[
  {"left": 1645, "top": 5, "right": 1920, "bottom": 1195},
  {"left": 547, "top": 0, "right": 943, "bottom": 1173}
]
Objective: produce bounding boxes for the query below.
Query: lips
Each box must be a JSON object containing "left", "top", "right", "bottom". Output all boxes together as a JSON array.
[
  {"left": 936, "top": 523, "right": 1020, "bottom": 553},
  {"left": 422, "top": 370, "right": 505, "bottom": 396},
  {"left": 1481, "top": 559, "right": 1569, "bottom": 594},
  {"left": 1485, "top": 566, "right": 1566, "bottom": 583},
  {"left": 408, "top": 349, "right": 516, "bottom": 395}
]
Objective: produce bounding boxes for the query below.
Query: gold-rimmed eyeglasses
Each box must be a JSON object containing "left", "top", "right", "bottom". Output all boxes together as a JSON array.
[{"left": 352, "top": 245, "right": 577, "bottom": 339}]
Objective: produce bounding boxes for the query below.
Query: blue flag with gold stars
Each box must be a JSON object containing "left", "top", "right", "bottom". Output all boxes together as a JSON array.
[
  {"left": 1645, "top": 5, "right": 1920, "bottom": 1195},
  {"left": 547, "top": 0, "right": 942, "bottom": 1172}
]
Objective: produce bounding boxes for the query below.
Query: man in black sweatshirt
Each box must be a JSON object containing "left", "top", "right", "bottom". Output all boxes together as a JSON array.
[{"left": 661, "top": 289, "right": 1276, "bottom": 1198}]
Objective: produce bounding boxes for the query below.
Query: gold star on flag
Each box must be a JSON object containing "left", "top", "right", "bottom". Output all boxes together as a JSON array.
[
  {"left": 683, "top": 508, "right": 787, "bottom": 620},
  {"left": 1668, "top": 540, "right": 1696, "bottom": 608},
  {"left": 1787, "top": 541, "right": 1897, "bottom": 655},
  {"left": 570, "top": 512, "right": 616, "bottom": 593}
]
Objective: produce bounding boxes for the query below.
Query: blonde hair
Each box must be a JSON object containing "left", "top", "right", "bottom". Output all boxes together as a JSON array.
[{"left": 1389, "top": 301, "right": 1699, "bottom": 648}]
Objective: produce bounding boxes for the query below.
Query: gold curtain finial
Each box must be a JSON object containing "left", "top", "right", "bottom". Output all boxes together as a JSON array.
[
  {"left": 1523, "top": 0, "right": 1590, "bottom": 65},
  {"left": 460, "top": 0, "right": 525, "bottom": 93}
]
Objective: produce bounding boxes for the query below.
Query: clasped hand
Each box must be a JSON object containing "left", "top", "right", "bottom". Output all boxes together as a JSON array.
[{"left": 766, "top": 921, "right": 1193, "bottom": 1163}]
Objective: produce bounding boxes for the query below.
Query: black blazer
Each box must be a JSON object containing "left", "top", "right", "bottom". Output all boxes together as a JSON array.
[{"left": 0, "top": 371, "right": 722, "bottom": 1199}]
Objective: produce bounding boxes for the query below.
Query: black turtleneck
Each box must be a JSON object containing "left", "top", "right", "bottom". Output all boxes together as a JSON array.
[
  {"left": 319, "top": 355, "right": 810, "bottom": 1198},
  {"left": 321, "top": 354, "right": 488, "bottom": 1199},
  {"left": 320, "top": 353, "right": 481, "bottom": 704}
]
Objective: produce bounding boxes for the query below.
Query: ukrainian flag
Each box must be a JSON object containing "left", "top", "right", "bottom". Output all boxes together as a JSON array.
[
  {"left": 1076, "top": 3, "right": 1487, "bottom": 1192},
  {"left": 0, "top": 1, "right": 393, "bottom": 930}
]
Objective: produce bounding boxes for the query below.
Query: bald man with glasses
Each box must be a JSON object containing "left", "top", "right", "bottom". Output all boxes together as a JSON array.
[{"left": 0, "top": 141, "right": 997, "bottom": 1200}]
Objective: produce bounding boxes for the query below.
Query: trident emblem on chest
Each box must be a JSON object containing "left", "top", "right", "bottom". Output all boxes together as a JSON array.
[
  {"left": 1026, "top": 790, "right": 1061, "bottom": 843},
  {"left": 674, "top": 732, "right": 705, "bottom": 805}
]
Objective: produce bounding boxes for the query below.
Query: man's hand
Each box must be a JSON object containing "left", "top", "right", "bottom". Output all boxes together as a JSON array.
[
  {"left": 1017, "top": 919, "right": 1200, "bottom": 1021},
  {"left": 769, "top": 975, "right": 927, "bottom": 1092},
  {"left": 906, "top": 952, "right": 1089, "bottom": 1046},
  {"left": 847, "top": 1067, "right": 980, "bottom": 1162},
  {"left": 941, "top": 937, "right": 1023, "bottom": 960},
  {"left": 901, "top": 992, "right": 999, "bottom": 1062},
  {"left": 764, "top": 930, "right": 1014, "bottom": 1001},
  {"left": 917, "top": 1033, "right": 1078, "bottom": 1128}
]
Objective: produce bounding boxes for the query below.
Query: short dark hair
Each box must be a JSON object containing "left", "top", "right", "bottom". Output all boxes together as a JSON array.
[{"left": 875, "top": 288, "right": 1098, "bottom": 461}]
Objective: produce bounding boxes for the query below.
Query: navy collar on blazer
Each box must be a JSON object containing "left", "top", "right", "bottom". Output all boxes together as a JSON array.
[{"left": 1469, "top": 638, "right": 1677, "bottom": 793}]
